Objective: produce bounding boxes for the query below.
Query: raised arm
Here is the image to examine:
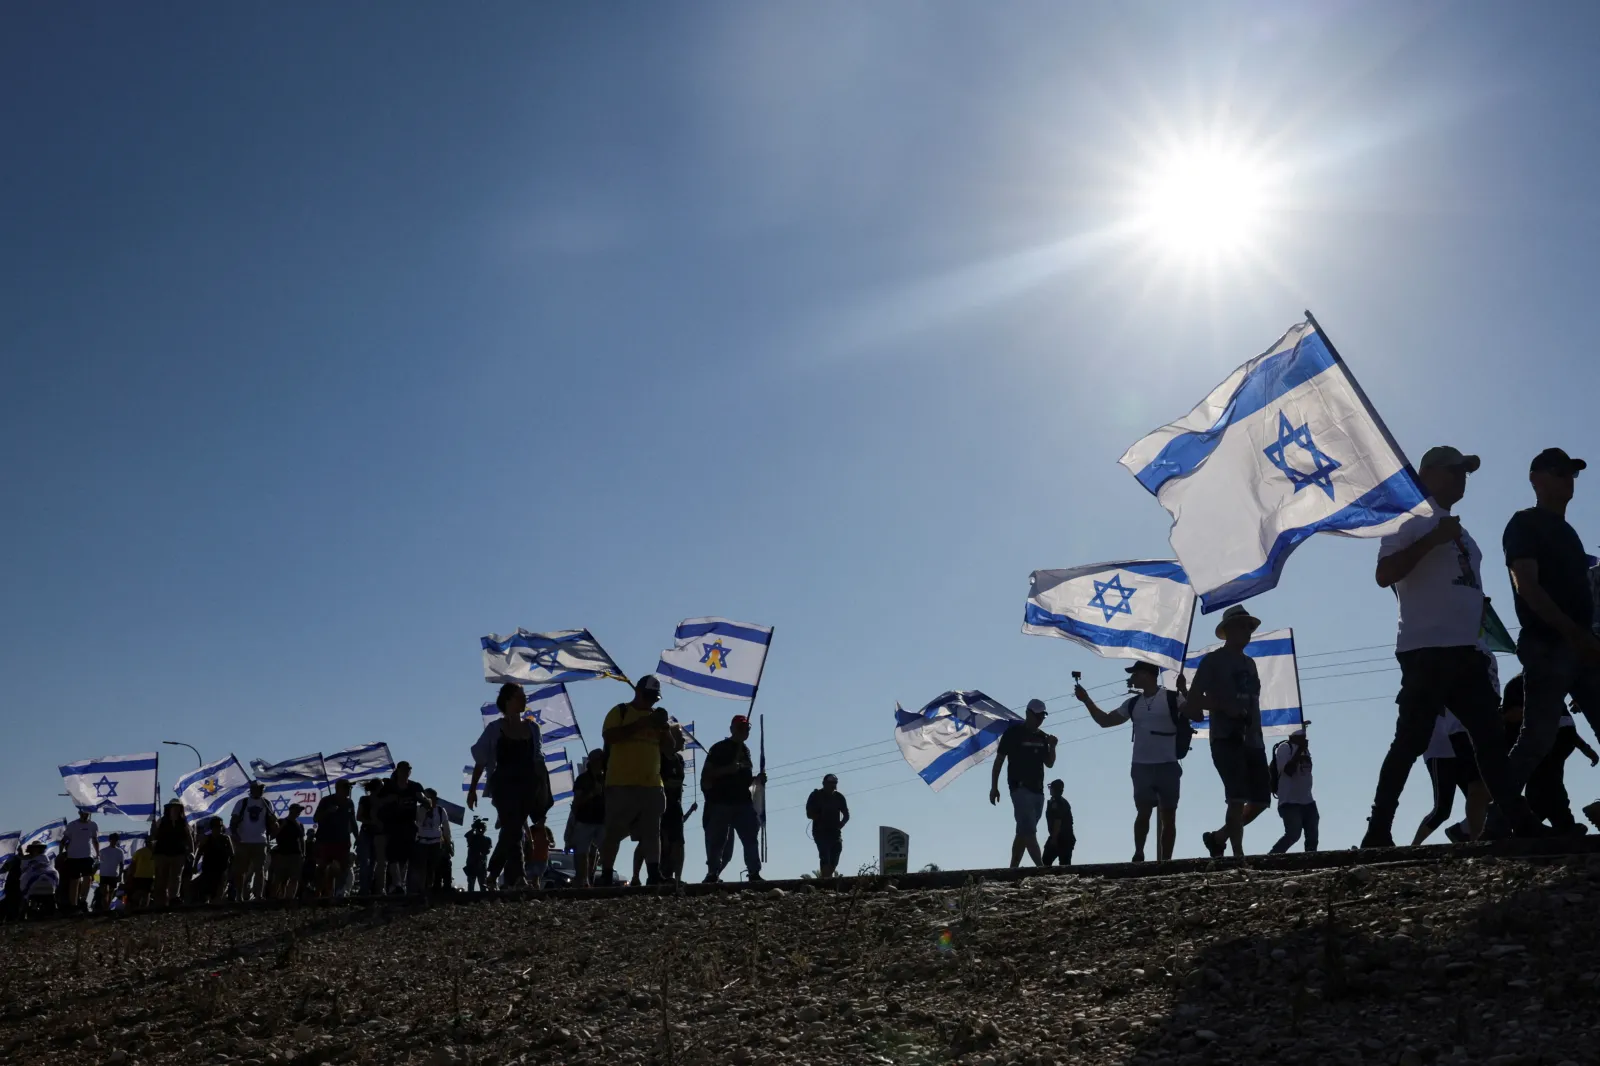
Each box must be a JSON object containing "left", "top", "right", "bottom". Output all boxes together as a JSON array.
[{"left": 1073, "top": 684, "right": 1126, "bottom": 728}]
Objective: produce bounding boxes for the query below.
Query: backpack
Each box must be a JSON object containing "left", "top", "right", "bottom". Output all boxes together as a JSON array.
[
  {"left": 1268, "top": 740, "right": 1288, "bottom": 797},
  {"left": 1165, "top": 691, "right": 1195, "bottom": 760},
  {"left": 805, "top": 789, "right": 823, "bottom": 820}
]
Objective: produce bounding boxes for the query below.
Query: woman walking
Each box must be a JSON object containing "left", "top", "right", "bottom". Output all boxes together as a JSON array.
[{"left": 467, "top": 683, "right": 553, "bottom": 889}]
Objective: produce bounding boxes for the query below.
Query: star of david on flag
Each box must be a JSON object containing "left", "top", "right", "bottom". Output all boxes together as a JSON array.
[
  {"left": 894, "top": 691, "right": 1021, "bottom": 792},
  {"left": 481, "top": 629, "right": 626, "bottom": 686},
  {"left": 175, "top": 755, "right": 252, "bottom": 823},
  {"left": 1119, "top": 313, "right": 1431, "bottom": 612},
  {"left": 1024, "top": 561, "right": 1196, "bottom": 674},
  {"left": 59, "top": 752, "right": 160, "bottom": 819},
  {"left": 323, "top": 742, "right": 394, "bottom": 785},
  {"left": 657, "top": 618, "right": 773, "bottom": 701},
  {"left": 1262, "top": 411, "right": 1341, "bottom": 500},
  {"left": 478, "top": 683, "right": 582, "bottom": 746}
]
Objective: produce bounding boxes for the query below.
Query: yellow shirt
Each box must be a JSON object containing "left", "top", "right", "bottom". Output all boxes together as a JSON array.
[
  {"left": 130, "top": 846, "right": 155, "bottom": 879},
  {"left": 602, "top": 703, "right": 664, "bottom": 787}
]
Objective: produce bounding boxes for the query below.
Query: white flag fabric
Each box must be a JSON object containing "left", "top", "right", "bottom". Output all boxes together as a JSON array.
[
  {"left": 894, "top": 691, "right": 1022, "bottom": 792},
  {"left": 1119, "top": 317, "right": 1432, "bottom": 612},
  {"left": 98, "top": 831, "right": 146, "bottom": 859},
  {"left": 676, "top": 720, "right": 706, "bottom": 753},
  {"left": 1024, "top": 561, "right": 1195, "bottom": 673},
  {"left": 656, "top": 618, "right": 773, "bottom": 700},
  {"left": 251, "top": 753, "right": 328, "bottom": 827},
  {"left": 481, "top": 629, "right": 625, "bottom": 685},
  {"left": 23, "top": 819, "right": 68, "bottom": 856},
  {"left": 1176, "top": 628, "right": 1304, "bottom": 739},
  {"left": 548, "top": 750, "right": 575, "bottom": 805},
  {"left": 478, "top": 683, "right": 582, "bottom": 745},
  {"left": 174, "top": 755, "right": 252, "bottom": 823},
  {"left": 324, "top": 742, "right": 394, "bottom": 784},
  {"left": 0, "top": 831, "right": 19, "bottom": 863},
  {"left": 59, "top": 752, "right": 160, "bottom": 818}
]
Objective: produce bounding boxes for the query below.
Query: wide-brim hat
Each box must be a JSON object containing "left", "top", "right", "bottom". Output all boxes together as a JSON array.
[{"left": 1214, "top": 604, "right": 1262, "bottom": 640}]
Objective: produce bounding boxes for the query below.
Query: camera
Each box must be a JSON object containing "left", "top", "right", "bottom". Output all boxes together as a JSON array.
[{"left": 1071, "top": 671, "right": 1082, "bottom": 682}]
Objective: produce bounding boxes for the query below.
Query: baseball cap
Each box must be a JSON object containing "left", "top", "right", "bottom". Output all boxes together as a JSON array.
[
  {"left": 636, "top": 674, "right": 662, "bottom": 693},
  {"left": 1530, "top": 447, "right": 1587, "bottom": 476},
  {"left": 730, "top": 714, "right": 751, "bottom": 729},
  {"left": 1124, "top": 661, "right": 1161, "bottom": 675},
  {"left": 1418, "top": 446, "right": 1481, "bottom": 473},
  {"left": 1025, "top": 698, "right": 1048, "bottom": 716}
]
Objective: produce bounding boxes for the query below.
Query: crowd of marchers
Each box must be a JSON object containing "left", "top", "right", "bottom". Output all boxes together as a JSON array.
[{"left": 986, "top": 445, "right": 1600, "bottom": 868}]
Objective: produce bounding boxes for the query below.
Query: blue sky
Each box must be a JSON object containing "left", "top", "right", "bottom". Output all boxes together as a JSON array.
[{"left": 4, "top": 3, "right": 1598, "bottom": 875}]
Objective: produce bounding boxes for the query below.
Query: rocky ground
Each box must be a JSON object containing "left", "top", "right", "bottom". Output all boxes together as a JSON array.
[{"left": 3, "top": 851, "right": 1600, "bottom": 1066}]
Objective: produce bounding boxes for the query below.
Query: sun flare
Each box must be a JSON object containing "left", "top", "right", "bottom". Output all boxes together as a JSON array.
[{"left": 1135, "top": 141, "right": 1269, "bottom": 259}]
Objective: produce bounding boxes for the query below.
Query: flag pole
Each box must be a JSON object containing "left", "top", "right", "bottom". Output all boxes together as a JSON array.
[{"left": 747, "top": 627, "right": 773, "bottom": 865}]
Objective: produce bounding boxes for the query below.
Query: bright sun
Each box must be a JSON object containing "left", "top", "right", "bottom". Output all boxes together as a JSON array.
[{"left": 1136, "top": 141, "right": 1268, "bottom": 259}]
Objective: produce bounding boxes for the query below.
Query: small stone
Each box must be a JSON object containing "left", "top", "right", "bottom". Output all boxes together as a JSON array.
[
  {"left": 796, "top": 1006, "right": 821, "bottom": 1024},
  {"left": 1195, "top": 1031, "right": 1220, "bottom": 1043}
]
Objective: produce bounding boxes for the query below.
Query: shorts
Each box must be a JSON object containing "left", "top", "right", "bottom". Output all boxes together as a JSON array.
[
  {"left": 1131, "top": 762, "right": 1182, "bottom": 809},
  {"left": 316, "top": 842, "right": 352, "bottom": 866},
  {"left": 603, "top": 786, "right": 666, "bottom": 852},
  {"left": 1010, "top": 786, "right": 1045, "bottom": 835},
  {"left": 1447, "top": 731, "right": 1480, "bottom": 785},
  {"left": 1210, "top": 737, "right": 1272, "bottom": 805},
  {"left": 65, "top": 857, "right": 95, "bottom": 879},
  {"left": 569, "top": 821, "right": 606, "bottom": 856}
]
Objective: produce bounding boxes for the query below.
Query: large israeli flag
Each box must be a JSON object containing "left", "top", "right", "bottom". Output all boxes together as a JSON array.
[
  {"left": 174, "top": 755, "right": 252, "bottom": 823},
  {"left": 1024, "top": 562, "right": 1195, "bottom": 673},
  {"left": 656, "top": 618, "right": 773, "bottom": 700},
  {"left": 98, "top": 831, "right": 147, "bottom": 859},
  {"left": 324, "top": 742, "right": 394, "bottom": 784},
  {"left": 250, "top": 753, "right": 327, "bottom": 827},
  {"left": 0, "top": 830, "right": 19, "bottom": 863},
  {"left": 1119, "top": 316, "right": 1431, "bottom": 612},
  {"left": 59, "top": 752, "right": 160, "bottom": 819},
  {"left": 478, "top": 683, "right": 582, "bottom": 745},
  {"left": 23, "top": 819, "right": 68, "bottom": 856},
  {"left": 481, "top": 629, "right": 625, "bottom": 685},
  {"left": 894, "top": 691, "right": 1022, "bottom": 793},
  {"left": 1176, "top": 628, "right": 1303, "bottom": 739}
]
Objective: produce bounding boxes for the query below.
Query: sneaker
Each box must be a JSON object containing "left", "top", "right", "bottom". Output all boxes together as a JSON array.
[
  {"left": 701, "top": 873, "right": 720, "bottom": 884},
  {"left": 1584, "top": 801, "right": 1600, "bottom": 832},
  {"left": 1131, "top": 851, "right": 1146, "bottom": 864},
  {"left": 1201, "top": 831, "right": 1224, "bottom": 859},
  {"left": 747, "top": 872, "right": 766, "bottom": 884},
  {"left": 593, "top": 871, "right": 617, "bottom": 888},
  {"left": 1443, "top": 822, "right": 1470, "bottom": 844},
  {"left": 1358, "top": 826, "right": 1395, "bottom": 849}
]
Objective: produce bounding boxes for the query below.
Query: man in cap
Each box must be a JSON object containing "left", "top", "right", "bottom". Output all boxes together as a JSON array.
[
  {"left": 1190, "top": 604, "right": 1270, "bottom": 858},
  {"left": 597, "top": 674, "right": 672, "bottom": 886},
  {"left": 229, "top": 780, "right": 278, "bottom": 901},
  {"left": 805, "top": 773, "right": 850, "bottom": 878},
  {"left": 702, "top": 714, "right": 765, "bottom": 882},
  {"left": 1269, "top": 728, "right": 1318, "bottom": 853},
  {"left": 1503, "top": 448, "right": 1600, "bottom": 799},
  {"left": 1361, "top": 445, "right": 1539, "bottom": 846},
  {"left": 1076, "top": 661, "right": 1199, "bottom": 862},
  {"left": 988, "top": 698, "right": 1057, "bottom": 868}
]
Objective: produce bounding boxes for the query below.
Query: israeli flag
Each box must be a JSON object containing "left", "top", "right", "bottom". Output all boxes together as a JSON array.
[
  {"left": 656, "top": 618, "right": 773, "bottom": 700},
  {"left": 1119, "top": 316, "right": 1431, "bottom": 612},
  {"left": 0, "top": 830, "right": 19, "bottom": 863},
  {"left": 23, "top": 819, "right": 68, "bottom": 856},
  {"left": 324, "top": 742, "right": 394, "bottom": 784},
  {"left": 250, "top": 753, "right": 327, "bottom": 784},
  {"left": 59, "top": 752, "right": 160, "bottom": 819},
  {"left": 98, "top": 831, "right": 146, "bottom": 858},
  {"left": 1024, "top": 562, "right": 1195, "bottom": 673},
  {"left": 894, "top": 691, "right": 1022, "bottom": 793},
  {"left": 481, "top": 629, "right": 625, "bottom": 685},
  {"left": 174, "top": 755, "right": 252, "bottom": 823},
  {"left": 548, "top": 750, "right": 575, "bottom": 805},
  {"left": 478, "top": 683, "right": 582, "bottom": 746},
  {"left": 677, "top": 720, "right": 706, "bottom": 753},
  {"left": 1176, "top": 628, "right": 1304, "bottom": 739}
]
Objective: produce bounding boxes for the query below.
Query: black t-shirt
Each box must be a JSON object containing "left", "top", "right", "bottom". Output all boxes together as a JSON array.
[
  {"left": 314, "top": 796, "right": 357, "bottom": 846},
  {"left": 997, "top": 723, "right": 1051, "bottom": 793},
  {"left": 661, "top": 751, "right": 686, "bottom": 805},
  {"left": 571, "top": 771, "right": 606, "bottom": 825},
  {"left": 807, "top": 789, "right": 849, "bottom": 835},
  {"left": 1046, "top": 796, "right": 1074, "bottom": 840},
  {"left": 378, "top": 780, "right": 424, "bottom": 834},
  {"left": 704, "top": 739, "right": 755, "bottom": 806},
  {"left": 274, "top": 821, "right": 306, "bottom": 856},
  {"left": 1504, "top": 507, "right": 1594, "bottom": 643}
]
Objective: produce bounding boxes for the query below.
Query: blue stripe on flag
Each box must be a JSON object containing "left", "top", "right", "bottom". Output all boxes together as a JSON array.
[
  {"left": 62, "top": 757, "right": 157, "bottom": 774},
  {"left": 1262, "top": 707, "right": 1303, "bottom": 727},
  {"left": 1134, "top": 330, "right": 1336, "bottom": 494},
  {"left": 1113, "top": 560, "right": 1189, "bottom": 582},
  {"left": 1198, "top": 469, "right": 1428, "bottom": 612},
  {"left": 1022, "top": 604, "right": 1187, "bottom": 662},
  {"left": 655, "top": 660, "right": 758, "bottom": 698},
  {"left": 1184, "top": 636, "right": 1295, "bottom": 669},
  {"left": 528, "top": 684, "right": 569, "bottom": 702},
  {"left": 482, "top": 631, "right": 589, "bottom": 652},
  {"left": 916, "top": 721, "right": 1011, "bottom": 786},
  {"left": 673, "top": 621, "right": 773, "bottom": 645}
]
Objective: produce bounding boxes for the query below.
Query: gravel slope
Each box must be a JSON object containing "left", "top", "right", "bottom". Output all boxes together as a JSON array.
[{"left": 3, "top": 852, "right": 1599, "bottom": 1066}]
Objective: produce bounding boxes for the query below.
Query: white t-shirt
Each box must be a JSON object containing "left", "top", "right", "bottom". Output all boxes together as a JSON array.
[
  {"left": 98, "top": 845, "right": 127, "bottom": 878},
  {"left": 1378, "top": 509, "right": 1485, "bottom": 653},
  {"left": 1107, "top": 691, "right": 1186, "bottom": 764},
  {"left": 62, "top": 819, "right": 99, "bottom": 859},
  {"left": 415, "top": 807, "right": 448, "bottom": 845},
  {"left": 232, "top": 797, "right": 273, "bottom": 844},
  {"left": 1424, "top": 711, "right": 1469, "bottom": 760},
  {"left": 1273, "top": 742, "right": 1314, "bottom": 805}
]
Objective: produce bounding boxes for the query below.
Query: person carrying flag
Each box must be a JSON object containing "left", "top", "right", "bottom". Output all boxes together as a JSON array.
[
  {"left": 702, "top": 714, "right": 764, "bottom": 883},
  {"left": 1191, "top": 605, "right": 1271, "bottom": 859}
]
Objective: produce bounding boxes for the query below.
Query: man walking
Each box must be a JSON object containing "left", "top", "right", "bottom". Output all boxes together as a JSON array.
[
  {"left": 229, "top": 781, "right": 278, "bottom": 901},
  {"left": 1076, "top": 661, "right": 1198, "bottom": 862},
  {"left": 95, "top": 832, "right": 126, "bottom": 913},
  {"left": 60, "top": 808, "right": 100, "bottom": 912},
  {"left": 1191, "top": 605, "right": 1270, "bottom": 859},
  {"left": 805, "top": 773, "right": 850, "bottom": 878},
  {"left": 659, "top": 723, "right": 688, "bottom": 883},
  {"left": 1503, "top": 448, "right": 1600, "bottom": 794},
  {"left": 1269, "top": 728, "right": 1318, "bottom": 853},
  {"left": 313, "top": 779, "right": 357, "bottom": 899},
  {"left": 1042, "top": 780, "right": 1075, "bottom": 866},
  {"left": 988, "top": 699, "right": 1056, "bottom": 868},
  {"left": 703, "top": 715, "right": 765, "bottom": 883},
  {"left": 269, "top": 805, "right": 306, "bottom": 900},
  {"left": 598, "top": 676, "right": 672, "bottom": 887},
  {"left": 1362, "top": 446, "right": 1541, "bottom": 847}
]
